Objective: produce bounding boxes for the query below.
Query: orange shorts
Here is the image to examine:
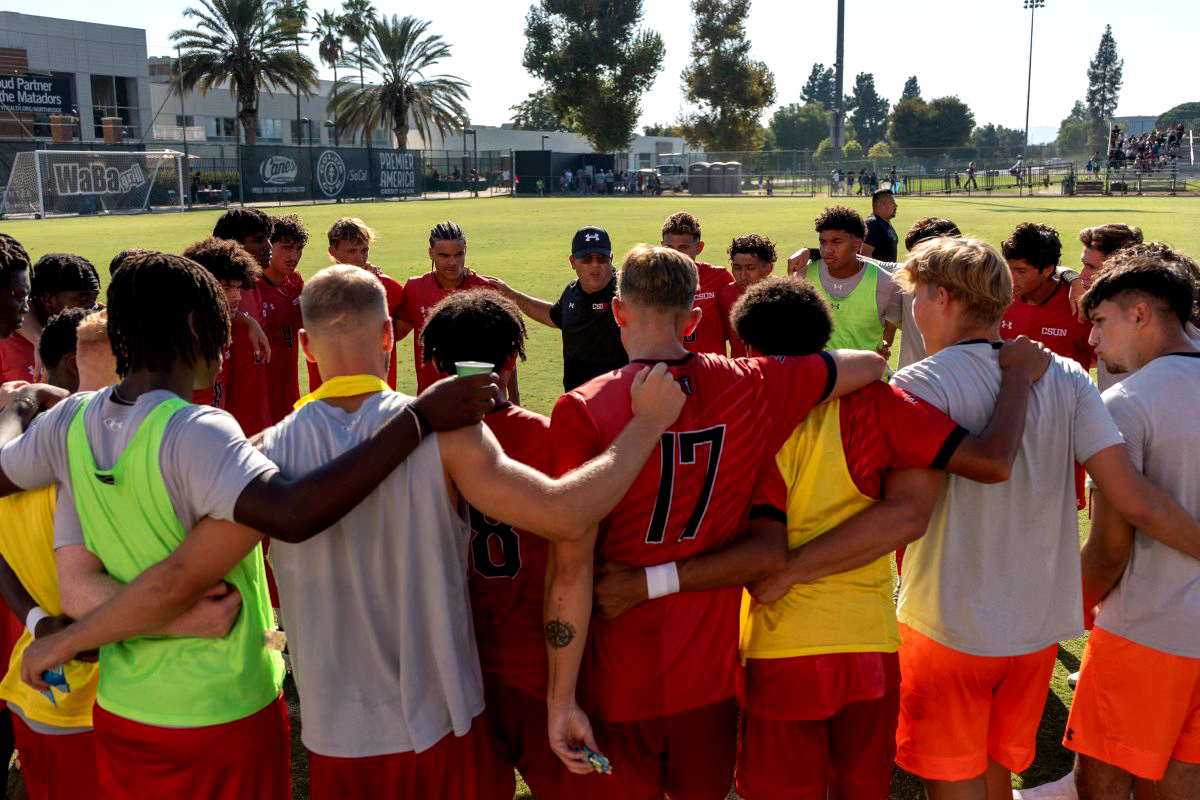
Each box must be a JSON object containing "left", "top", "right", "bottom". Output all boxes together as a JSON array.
[
  {"left": 896, "top": 623, "right": 1057, "bottom": 781},
  {"left": 1065, "top": 627, "right": 1200, "bottom": 780}
]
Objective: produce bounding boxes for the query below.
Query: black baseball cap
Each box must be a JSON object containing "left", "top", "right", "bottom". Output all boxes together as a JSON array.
[{"left": 572, "top": 226, "right": 612, "bottom": 259}]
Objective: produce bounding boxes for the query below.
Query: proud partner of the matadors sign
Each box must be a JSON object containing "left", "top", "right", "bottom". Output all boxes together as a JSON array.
[{"left": 0, "top": 74, "right": 70, "bottom": 115}]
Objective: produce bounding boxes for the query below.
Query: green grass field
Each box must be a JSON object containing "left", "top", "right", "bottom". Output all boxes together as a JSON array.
[{"left": 2, "top": 193, "right": 1195, "bottom": 798}]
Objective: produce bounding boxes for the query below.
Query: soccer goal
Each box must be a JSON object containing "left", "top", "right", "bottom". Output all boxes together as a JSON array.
[{"left": 0, "top": 150, "right": 186, "bottom": 218}]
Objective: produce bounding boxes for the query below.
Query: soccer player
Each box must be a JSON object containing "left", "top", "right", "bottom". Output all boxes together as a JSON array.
[
  {"left": 659, "top": 211, "right": 736, "bottom": 355},
  {"left": 1068, "top": 255, "right": 1200, "bottom": 800},
  {"left": 1072, "top": 224, "right": 1145, "bottom": 390},
  {"left": 717, "top": 233, "right": 775, "bottom": 358},
  {"left": 803, "top": 206, "right": 902, "bottom": 356},
  {"left": 313, "top": 217, "right": 404, "bottom": 390},
  {"left": 420, "top": 289, "right": 568, "bottom": 795},
  {"left": 0, "top": 253, "right": 99, "bottom": 383},
  {"left": 889, "top": 237, "right": 1200, "bottom": 800},
  {"left": 253, "top": 266, "right": 681, "bottom": 798},
  {"left": 486, "top": 226, "right": 628, "bottom": 391},
  {"left": 592, "top": 275, "right": 1050, "bottom": 800},
  {"left": 544, "top": 245, "right": 886, "bottom": 798},
  {"left": 862, "top": 189, "right": 899, "bottom": 262},
  {"left": 258, "top": 214, "right": 307, "bottom": 423},
  {"left": 211, "top": 208, "right": 273, "bottom": 435},
  {"left": 2, "top": 250, "right": 497, "bottom": 798},
  {"left": 1001, "top": 222, "right": 1094, "bottom": 370},
  {"left": 396, "top": 221, "right": 493, "bottom": 392}
]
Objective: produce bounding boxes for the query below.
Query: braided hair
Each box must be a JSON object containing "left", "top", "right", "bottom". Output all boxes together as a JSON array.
[
  {"left": 428, "top": 220, "right": 466, "bottom": 248},
  {"left": 106, "top": 251, "right": 229, "bottom": 377}
]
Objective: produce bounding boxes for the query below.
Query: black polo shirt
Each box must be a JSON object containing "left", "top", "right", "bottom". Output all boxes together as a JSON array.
[
  {"left": 865, "top": 214, "right": 898, "bottom": 263},
  {"left": 550, "top": 274, "right": 628, "bottom": 391}
]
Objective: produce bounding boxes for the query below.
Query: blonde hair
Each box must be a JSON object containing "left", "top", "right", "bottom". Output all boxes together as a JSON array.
[
  {"left": 897, "top": 237, "right": 1013, "bottom": 327},
  {"left": 617, "top": 245, "right": 698, "bottom": 312},
  {"left": 326, "top": 217, "right": 378, "bottom": 247},
  {"left": 75, "top": 310, "right": 109, "bottom": 349},
  {"left": 301, "top": 265, "right": 387, "bottom": 332}
]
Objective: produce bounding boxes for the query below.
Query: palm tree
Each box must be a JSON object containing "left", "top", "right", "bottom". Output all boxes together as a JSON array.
[
  {"left": 340, "top": 0, "right": 375, "bottom": 145},
  {"left": 172, "top": 0, "right": 318, "bottom": 145},
  {"left": 311, "top": 9, "right": 343, "bottom": 145},
  {"left": 272, "top": 0, "right": 309, "bottom": 144},
  {"left": 328, "top": 14, "right": 469, "bottom": 151}
]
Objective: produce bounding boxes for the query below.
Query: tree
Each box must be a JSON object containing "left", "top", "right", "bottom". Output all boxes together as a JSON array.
[
  {"left": 272, "top": 0, "right": 308, "bottom": 142},
  {"left": 973, "top": 122, "right": 1025, "bottom": 160},
  {"left": 312, "top": 9, "right": 344, "bottom": 144},
  {"left": 523, "top": 0, "right": 665, "bottom": 153},
  {"left": 1056, "top": 101, "right": 1091, "bottom": 154},
  {"left": 678, "top": 0, "right": 776, "bottom": 151},
  {"left": 769, "top": 103, "right": 828, "bottom": 151},
  {"left": 1085, "top": 24, "right": 1123, "bottom": 149},
  {"left": 814, "top": 137, "right": 836, "bottom": 163},
  {"left": 328, "top": 14, "right": 468, "bottom": 150},
  {"left": 1157, "top": 101, "right": 1200, "bottom": 132},
  {"left": 867, "top": 141, "right": 892, "bottom": 159},
  {"left": 842, "top": 139, "right": 863, "bottom": 160},
  {"left": 888, "top": 97, "right": 926, "bottom": 151},
  {"left": 643, "top": 122, "right": 684, "bottom": 137},
  {"left": 901, "top": 76, "right": 921, "bottom": 102},
  {"left": 801, "top": 63, "right": 836, "bottom": 107},
  {"left": 341, "top": 0, "right": 375, "bottom": 143},
  {"left": 510, "top": 89, "right": 573, "bottom": 132},
  {"left": 848, "top": 72, "right": 889, "bottom": 149},
  {"left": 760, "top": 125, "right": 776, "bottom": 151},
  {"left": 888, "top": 96, "right": 974, "bottom": 154},
  {"left": 172, "top": 0, "right": 318, "bottom": 145}
]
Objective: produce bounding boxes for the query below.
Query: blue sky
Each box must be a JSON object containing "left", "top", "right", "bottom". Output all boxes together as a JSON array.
[{"left": 40, "top": 0, "right": 1197, "bottom": 141}]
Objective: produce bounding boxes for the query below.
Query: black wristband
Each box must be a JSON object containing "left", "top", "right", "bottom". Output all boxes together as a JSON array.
[{"left": 409, "top": 403, "right": 433, "bottom": 436}]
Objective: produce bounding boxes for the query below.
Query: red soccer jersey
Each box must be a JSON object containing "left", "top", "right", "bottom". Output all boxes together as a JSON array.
[
  {"left": 1001, "top": 280, "right": 1094, "bottom": 371},
  {"left": 549, "top": 351, "right": 836, "bottom": 722},
  {"left": 398, "top": 269, "right": 492, "bottom": 392},
  {"left": 471, "top": 403, "right": 551, "bottom": 698},
  {"left": 223, "top": 289, "right": 270, "bottom": 436},
  {"left": 256, "top": 271, "right": 304, "bottom": 424},
  {"left": 193, "top": 342, "right": 232, "bottom": 408},
  {"left": 718, "top": 282, "right": 747, "bottom": 358},
  {"left": 0, "top": 331, "right": 36, "bottom": 383},
  {"left": 308, "top": 265, "right": 404, "bottom": 391},
  {"left": 683, "top": 262, "right": 736, "bottom": 356}
]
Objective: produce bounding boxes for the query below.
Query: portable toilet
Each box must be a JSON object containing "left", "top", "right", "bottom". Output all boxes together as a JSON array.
[
  {"left": 688, "top": 162, "right": 710, "bottom": 195},
  {"left": 708, "top": 162, "right": 726, "bottom": 193},
  {"left": 724, "top": 161, "right": 742, "bottom": 194}
]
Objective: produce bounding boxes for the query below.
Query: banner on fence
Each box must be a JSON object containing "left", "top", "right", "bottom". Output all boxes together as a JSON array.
[{"left": 240, "top": 146, "right": 422, "bottom": 202}]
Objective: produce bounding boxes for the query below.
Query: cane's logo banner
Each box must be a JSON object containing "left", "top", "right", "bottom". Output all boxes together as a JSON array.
[{"left": 260, "top": 155, "right": 298, "bottom": 185}]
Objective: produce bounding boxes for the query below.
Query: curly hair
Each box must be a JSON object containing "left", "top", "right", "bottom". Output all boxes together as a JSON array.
[
  {"left": 108, "top": 247, "right": 154, "bottom": 277},
  {"left": 904, "top": 217, "right": 962, "bottom": 250},
  {"left": 270, "top": 213, "right": 310, "bottom": 246},
  {"left": 1078, "top": 224, "right": 1143, "bottom": 258},
  {"left": 661, "top": 211, "right": 702, "bottom": 241},
  {"left": 212, "top": 207, "right": 272, "bottom": 242},
  {"left": 814, "top": 205, "right": 866, "bottom": 239},
  {"left": 728, "top": 233, "right": 777, "bottom": 264},
  {"left": 181, "top": 237, "right": 261, "bottom": 288},
  {"left": 38, "top": 307, "right": 89, "bottom": 369},
  {"left": 106, "top": 251, "right": 230, "bottom": 376},
  {"left": 730, "top": 275, "right": 832, "bottom": 356},
  {"left": 1001, "top": 222, "right": 1061, "bottom": 270},
  {"left": 0, "top": 234, "right": 32, "bottom": 282},
  {"left": 421, "top": 289, "right": 527, "bottom": 376},
  {"left": 1095, "top": 241, "right": 1200, "bottom": 325}
]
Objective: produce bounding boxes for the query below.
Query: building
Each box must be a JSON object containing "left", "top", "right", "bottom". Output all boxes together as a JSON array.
[{"left": 423, "top": 125, "right": 694, "bottom": 172}]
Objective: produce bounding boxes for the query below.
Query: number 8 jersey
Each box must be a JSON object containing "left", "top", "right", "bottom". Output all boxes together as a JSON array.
[{"left": 549, "top": 351, "right": 836, "bottom": 723}]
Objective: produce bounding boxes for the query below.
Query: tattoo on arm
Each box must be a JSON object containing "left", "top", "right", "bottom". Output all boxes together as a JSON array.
[{"left": 545, "top": 619, "right": 576, "bottom": 649}]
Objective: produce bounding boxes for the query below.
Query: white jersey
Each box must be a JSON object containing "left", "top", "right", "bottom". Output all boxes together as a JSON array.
[
  {"left": 1095, "top": 353, "right": 1200, "bottom": 658},
  {"left": 892, "top": 343, "right": 1123, "bottom": 656},
  {"left": 262, "top": 392, "right": 483, "bottom": 757}
]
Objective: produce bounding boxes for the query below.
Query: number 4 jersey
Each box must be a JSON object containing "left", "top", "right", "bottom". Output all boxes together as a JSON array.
[
  {"left": 549, "top": 352, "right": 836, "bottom": 722},
  {"left": 469, "top": 403, "right": 552, "bottom": 699},
  {"left": 256, "top": 271, "right": 305, "bottom": 425}
]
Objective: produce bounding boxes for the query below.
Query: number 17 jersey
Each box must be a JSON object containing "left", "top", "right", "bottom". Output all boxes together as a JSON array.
[{"left": 549, "top": 351, "right": 836, "bottom": 722}]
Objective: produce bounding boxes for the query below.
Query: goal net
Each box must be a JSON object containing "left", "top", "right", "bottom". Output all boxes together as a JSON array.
[{"left": 1, "top": 150, "right": 185, "bottom": 218}]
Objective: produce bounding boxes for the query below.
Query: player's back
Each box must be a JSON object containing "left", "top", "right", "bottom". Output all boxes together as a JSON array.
[
  {"left": 550, "top": 351, "right": 834, "bottom": 721},
  {"left": 471, "top": 403, "right": 551, "bottom": 698}
]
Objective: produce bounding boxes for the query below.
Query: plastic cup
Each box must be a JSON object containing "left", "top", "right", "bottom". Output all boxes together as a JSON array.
[{"left": 455, "top": 361, "right": 494, "bottom": 377}]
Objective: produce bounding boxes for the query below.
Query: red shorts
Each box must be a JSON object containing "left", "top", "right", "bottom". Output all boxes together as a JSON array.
[
  {"left": 559, "top": 698, "right": 738, "bottom": 800},
  {"left": 484, "top": 679, "right": 567, "bottom": 797},
  {"left": 93, "top": 693, "right": 291, "bottom": 800},
  {"left": 737, "top": 653, "right": 900, "bottom": 800},
  {"left": 1065, "top": 627, "right": 1200, "bottom": 780},
  {"left": 12, "top": 716, "right": 98, "bottom": 800},
  {"left": 307, "top": 712, "right": 513, "bottom": 800},
  {"left": 896, "top": 624, "right": 1057, "bottom": 781}
]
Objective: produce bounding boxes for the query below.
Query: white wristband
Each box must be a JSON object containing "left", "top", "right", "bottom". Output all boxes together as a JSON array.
[
  {"left": 25, "top": 606, "right": 49, "bottom": 638},
  {"left": 644, "top": 562, "right": 680, "bottom": 599}
]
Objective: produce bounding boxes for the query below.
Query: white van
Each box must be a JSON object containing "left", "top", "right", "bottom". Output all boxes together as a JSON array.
[{"left": 656, "top": 164, "right": 687, "bottom": 191}]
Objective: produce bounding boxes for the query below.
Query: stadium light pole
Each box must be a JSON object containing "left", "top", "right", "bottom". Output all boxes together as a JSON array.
[
  {"left": 175, "top": 45, "right": 192, "bottom": 207},
  {"left": 302, "top": 117, "right": 314, "bottom": 203},
  {"left": 1022, "top": 0, "right": 1044, "bottom": 156}
]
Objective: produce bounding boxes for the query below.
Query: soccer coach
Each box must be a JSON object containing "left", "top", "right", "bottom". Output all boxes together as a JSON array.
[{"left": 488, "top": 226, "right": 629, "bottom": 391}]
